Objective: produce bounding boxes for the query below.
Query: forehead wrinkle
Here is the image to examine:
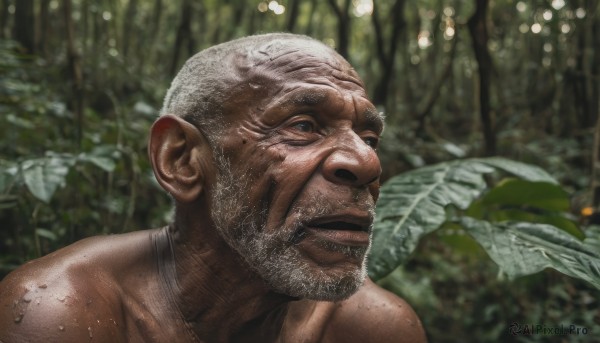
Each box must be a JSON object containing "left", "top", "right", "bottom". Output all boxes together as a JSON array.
[
  {"left": 256, "top": 48, "right": 363, "bottom": 85},
  {"left": 261, "top": 48, "right": 303, "bottom": 63}
]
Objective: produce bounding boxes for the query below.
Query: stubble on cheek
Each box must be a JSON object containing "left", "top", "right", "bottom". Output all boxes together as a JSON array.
[{"left": 209, "top": 153, "right": 373, "bottom": 301}]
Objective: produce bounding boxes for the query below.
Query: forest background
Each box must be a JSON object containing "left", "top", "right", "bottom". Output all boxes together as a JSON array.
[{"left": 1, "top": 0, "right": 599, "bottom": 341}]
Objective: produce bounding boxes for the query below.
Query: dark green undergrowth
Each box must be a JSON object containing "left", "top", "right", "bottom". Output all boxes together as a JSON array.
[{"left": 379, "top": 234, "right": 600, "bottom": 342}]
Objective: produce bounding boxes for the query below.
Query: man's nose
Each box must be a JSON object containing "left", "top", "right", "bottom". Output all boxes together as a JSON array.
[{"left": 322, "top": 134, "right": 381, "bottom": 187}]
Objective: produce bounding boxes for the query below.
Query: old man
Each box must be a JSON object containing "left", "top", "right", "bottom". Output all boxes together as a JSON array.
[{"left": 0, "top": 33, "right": 426, "bottom": 342}]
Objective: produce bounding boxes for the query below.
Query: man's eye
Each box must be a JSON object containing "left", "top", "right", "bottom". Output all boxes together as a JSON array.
[
  {"left": 291, "top": 121, "right": 315, "bottom": 133},
  {"left": 364, "top": 137, "right": 379, "bottom": 149}
]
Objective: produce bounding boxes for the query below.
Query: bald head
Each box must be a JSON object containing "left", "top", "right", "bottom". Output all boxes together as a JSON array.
[{"left": 161, "top": 33, "right": 357, "bottom": 143}]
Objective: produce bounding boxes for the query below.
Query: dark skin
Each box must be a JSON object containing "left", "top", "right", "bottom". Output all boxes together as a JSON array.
[{"left": 0, "top": 40, "right": 427, "bottom": 342}]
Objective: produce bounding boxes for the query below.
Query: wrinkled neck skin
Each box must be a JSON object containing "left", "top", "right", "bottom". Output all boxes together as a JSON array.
[{"left": 154, "top": 199, "right": 293, "bottom": 342}]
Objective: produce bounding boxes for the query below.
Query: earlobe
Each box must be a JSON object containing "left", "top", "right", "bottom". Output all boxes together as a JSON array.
[{"left": 149, "top": 115, "right": 209, "bottom": 203}]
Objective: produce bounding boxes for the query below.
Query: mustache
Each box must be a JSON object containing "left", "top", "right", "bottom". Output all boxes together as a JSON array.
[{"left": 285, "top": 191, "right": 375, "bottom": 245}]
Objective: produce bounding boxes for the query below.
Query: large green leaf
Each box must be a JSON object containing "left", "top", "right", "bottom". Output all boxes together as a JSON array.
[
  {"left": 478, "top": 157, "right": 557, "bottom": 184},
  {"left": 21, "top": 155, "right": 74, "bottom": 203},
  {"left": 481, "top": 179, "right": 568, "bottom": 211},
  {"left": 460, "top": 217, "right": 600, "bottom": 290},
  {"left": 468, "top": 178, "right": 583, "bottom": 239},
  {"left": 368, "top": 158, "right": 558, "bottom": 280}
]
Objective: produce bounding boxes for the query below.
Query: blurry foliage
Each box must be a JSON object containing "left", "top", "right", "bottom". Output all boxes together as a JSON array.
[
  {"left": 1, "top": 0, "right": 600, "bottom": 341},
  {"left": 380, "top": 236, "right": 600, "bottom": 342},
  {"left": 0, "top": 40, "right": 172, "bottom": 275}
]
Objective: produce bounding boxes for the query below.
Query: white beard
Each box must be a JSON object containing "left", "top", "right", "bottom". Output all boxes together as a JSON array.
[{"left": 209, "top": 155, "right": 371, "bottom": 301}]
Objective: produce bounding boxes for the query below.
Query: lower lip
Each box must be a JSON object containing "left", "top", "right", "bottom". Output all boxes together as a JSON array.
[{"left": 304, "top": 227, "right": 370, "bottom": 246}]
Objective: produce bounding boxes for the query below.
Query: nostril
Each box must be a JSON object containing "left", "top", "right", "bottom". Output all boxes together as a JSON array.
[
  {"left": 335, "top": 169, "right": 358, "bottom": 182},
  {"left": 367, "top": 176, "right": 378, "bottom": 185}
]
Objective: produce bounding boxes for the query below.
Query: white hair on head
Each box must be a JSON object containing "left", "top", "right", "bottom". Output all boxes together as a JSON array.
[{"left": 160, "top": 33, "right": 326, "bottom": 143}]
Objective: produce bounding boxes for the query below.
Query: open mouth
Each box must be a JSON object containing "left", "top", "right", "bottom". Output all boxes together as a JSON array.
[
  {"left": 309, "top": 221, "right": 367, "bottom": 232},
  {"left": 294, "top": 215, "right": 372, "bottom": 247},
  {"left": 288, "top": 212, "right": 373, "bottom": 246}
]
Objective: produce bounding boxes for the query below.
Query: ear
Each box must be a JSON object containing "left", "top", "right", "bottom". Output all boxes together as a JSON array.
[{"left": 148, "top": 114, "right": 211, "bottom": 203}]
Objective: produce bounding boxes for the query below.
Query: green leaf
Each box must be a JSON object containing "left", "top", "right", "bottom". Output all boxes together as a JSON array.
[
  {"left": 0, "top": 161, "right": 17, "bottom": 193},
  {"left": 460, "top": 217, "right": 600, "bottom": 290},
  {"left": 368, "top": 158, "right": 559, "bottom": 280},
  {"left": 437, "top": 222, "right": 486, "bottom": 256},
  {"left": 488, "top": 209, "right": 584, "bottom": 240},
  {"left": 0, "top": 194, "right": 18, "bottom": 210},
  {"left": 79, "top": 154, "right": 116, "bottom": 172},
  {"left": 481, "top": 179, "right": 568, "bottom": 211},
  {"left": 470, "top": 178, "right": 583, "bottom": 239},
  {"left": 77, "top": 145, "right": 120, "bottom": 172},
  {"left": 35, "top": 228, "right": 58, "bottom": 241},
  {"left": 6, "top": 113, "right": 34, "bottom": 129},
  {"left": 21, "top": 156, "right": 72, "bottom": 203},
  {"left": 477, "top": 157, "right": 557, "bottom": 184}
]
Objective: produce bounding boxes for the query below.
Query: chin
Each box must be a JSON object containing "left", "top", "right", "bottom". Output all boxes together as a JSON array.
[{"left": 259, "top": 247, "right": 369, "bottom": 302}]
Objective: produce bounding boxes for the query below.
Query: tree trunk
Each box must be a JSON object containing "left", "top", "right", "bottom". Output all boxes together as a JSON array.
[
  {"left": 37, "top": 0, "right": 50, "bottom": 57},
  {"left": 63, "top": 0, "right": 84, "bottom": 149},
  {"left": 170, "top": 0, "right": 193, "bottom": 76},
  {"left": 467, "top": 0, "right": 496, "bottom": 156},
  {"left": 122, "top": 0, "right": 138, "bottom": 59},
  {"left": 0, "top": 0, "right": 8, "bottom": 38},
  {"left": 416, "top": 35, "right": 459, "bottom": 134},
  {"left": 579, "top": 1, "right": 600, "bottom": 129},
  {"left": 147, "top": 0, "right": 162, "bottom": 71},
  {"left": 587, "top": 4, "right": 600, "bottom": 214},
  {"left": 304, "top": 0, "right": 318, "bottom": 36},
  {"left": 371, "top": 0, "right": 406, "bottom": 106},
  {"left": 246, "top": 4, "right": 256, "bottom": 33},
  {"left": 593, "top": 115, "right": 600, "bottom": 203},
  {"left": 151, "top": 0, "right": 163, "bottom": 38},
  {"left": 326, "top": 0, "right": 351, "bottom": 59},
  {"left": 13, "top": 0, "right": 35, "bottom": 53},
  {"left": 225, "top": 2, "right": 244, "bottom": 41},
  {"left": 286, "top": 0, "right": 301, "bottom": 32}
]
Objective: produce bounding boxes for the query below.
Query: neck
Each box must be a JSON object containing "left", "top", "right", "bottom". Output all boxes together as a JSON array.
[{"left": 154, "top": 205, "right": 294, "bottom": 342}]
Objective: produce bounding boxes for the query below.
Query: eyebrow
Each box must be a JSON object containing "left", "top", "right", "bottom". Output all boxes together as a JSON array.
[
  {"left": 289, "top": 91, "right": 327, "bottom": 106},
  {"left": 284, "top": 90, "right": 385, "bottom": 133},
  {"left": 363, "top": 108, "right": 385, "bottom": 134}
]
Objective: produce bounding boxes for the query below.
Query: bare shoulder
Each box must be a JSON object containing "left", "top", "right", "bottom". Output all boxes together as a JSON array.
[
  {"left": 325, "top": 278, "right": 427, "bottom": 343},
  {"left": 0, "top": 232, "right": 153, "bottom": 343}
]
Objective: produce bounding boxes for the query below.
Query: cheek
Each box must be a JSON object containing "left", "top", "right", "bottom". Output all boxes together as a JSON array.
[
  {"left": 368, "top": 181, "right": 380, "bottom": 203},
  {"left": 257, "top": 147, "right": 327, "bottom": 226},
  {"left": 272, "top": 150, "right": 326, "bottom": 193}
]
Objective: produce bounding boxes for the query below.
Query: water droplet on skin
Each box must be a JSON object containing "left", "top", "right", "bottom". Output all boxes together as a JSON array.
[
  {"left": 88, "top": 326, "right": 93, "bottom": 338},
  {"left": 14, "top": 313, "right": 24, "bottom": 323},
  {"left": 58, "top": 325, "right": 65, "bottom": 331},
  {"left": 56, "top": 295, "right": 66, "bottom": 302}
]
